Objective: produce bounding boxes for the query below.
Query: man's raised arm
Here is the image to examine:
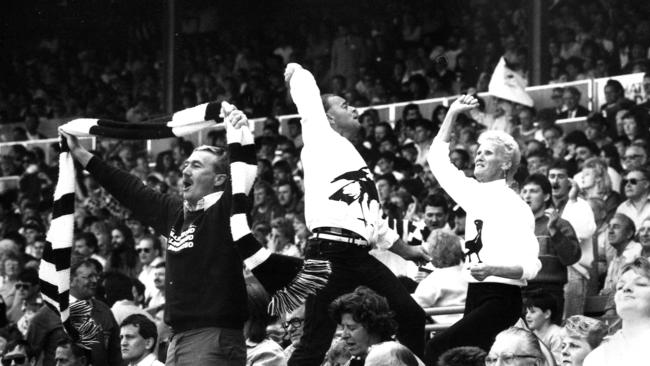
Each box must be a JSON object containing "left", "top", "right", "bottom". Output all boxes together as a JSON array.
[{"left": 285, "top": 63, "right": 331, "bottom": 142}]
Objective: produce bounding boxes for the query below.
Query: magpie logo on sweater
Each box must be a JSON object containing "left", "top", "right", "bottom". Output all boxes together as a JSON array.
[
  {"left": 328, "top": 167, "right": 380, "bottom": 225},
  {"left": 168, "top": 225, "right": 196, "bottom": 252}
]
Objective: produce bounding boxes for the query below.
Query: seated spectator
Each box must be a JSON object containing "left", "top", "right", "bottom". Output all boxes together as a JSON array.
[
  {"left": 54, "top": 340, "right": 89, "bottom": 366},
  {"left": 244, "top": 280, "right": 286, "bottom": 366},
  {"left": 584, "top": 257, "right": 650, "bottom": 365},
  {"left": 636, "top": 217, "right": 650, "bottom": 258},
  {"left": 584, "top": 113, "right": 612, "bottom": 148},
  {"left": 2, "top": 340, "right": 31, "bottom": 365},
  {"left": 523, "top": 291, "right": 563, "bottom": 364},
  {"left": 73, "top": 232, "right": 106, "bottom": 268},
  {"left": 6, "top": 269, "right": 41, "bottom": 324},
  {"left": 251, "top": 181, "right": 285, "bottom": 227},
  {"left": 485, "top": 327, "right": 547, "bottom": 366},
  {"left": 615, "top": 168, "right": 650, "bottom": 230},
  {"left": 104, "top": 271, "right": 152, "bottom": 326},
  {"left": 135, "top": 235, "right": 163, "bottom": 299},
  {"left": 329, "top": 286, "right": 398, "bottom": 366},
  {"left": 27, "top": 259, "right": 121, "bottom": 366},
  {"left": 559, "top": 87, "right": 589, "bottom": 119},
  {"left": 620, "top": 144, "right": 647, "bottom": 172},
  {"left": 275, "top": 180, "right": 305, "bottom": 223},
  {"left": 579, "top": 157, "right": 622, "bottom": 219},
  {"left": 106, "top": 224, "right": 139, "bottom": 278},
  {"left": 420, "top": 194, "right": 452, "bottom": 238},
  {"left": 119, "top": 314, "right": 163, "bottom": 366},
  {"left": 267, "top": 217, "right": 301, "bottom": 257},
  {"left": 412, "top": 230, "right": 467, "bottom": 325},
  {"left": 283, "top": 305, "right": 304, "bottom": 360},
  {"left": 0, "top": 253, "right": 23, "bottom": 310},
  {"left": 144, "top": 262, "right": 165, "bottom": 322},
  {"left": 601, "top": 213, "right": 642, "bottom": 309},
  {"left": 600, "top": 79, "right": 635, "bottom": 135},
  {"left": 363, "top": 341, "right": 423, "bottom": 366},
  {"left": 436, "top": 346, "right": 486, "bottom": 366},
  {"left": 560, "top": 315, "right": 607, "bottom": 366}
]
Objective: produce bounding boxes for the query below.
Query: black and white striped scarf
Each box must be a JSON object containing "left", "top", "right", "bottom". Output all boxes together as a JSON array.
[{"left": 40, "top": 101, "right": 330, "bottom": 331}]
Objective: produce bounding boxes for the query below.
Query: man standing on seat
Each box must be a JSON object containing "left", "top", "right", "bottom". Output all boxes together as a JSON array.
[{"left": 285, "top": 63, "right": 428, "bottom": 366}]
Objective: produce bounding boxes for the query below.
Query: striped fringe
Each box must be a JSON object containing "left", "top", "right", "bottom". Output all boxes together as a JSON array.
[{"left": 225, "top": 108, "right": 331, "bottom": 314}]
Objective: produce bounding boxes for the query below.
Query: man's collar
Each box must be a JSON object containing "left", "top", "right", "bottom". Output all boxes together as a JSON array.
[
  {"left": 131, "top": 353, "right": 157, "bottom": 366},
  {"left": 184, "top": 191, "right": 224, "bottom": 212}
]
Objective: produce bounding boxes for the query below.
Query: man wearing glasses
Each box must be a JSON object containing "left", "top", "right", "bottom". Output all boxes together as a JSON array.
[
  {"left": 135, "top": 235, "right": 163, "bottom": 299},
  {"left": 616, "top": 168, "right": 650, "bottom": 229},
  {"left": 27, "top": 259, "right": 121, "bottom": 365},
  {"left": 621, "top": 145, "right": 648, "bottom": 171},
  {"left": 6, "top": 269, "right": 40, "bottom": 323},
  {"left": 282, "top": 306, "right": 304, "bottom": 359}
]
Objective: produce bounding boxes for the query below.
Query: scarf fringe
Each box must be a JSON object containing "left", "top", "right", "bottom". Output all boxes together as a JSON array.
[{"left": 268, "top": 259, "right": 331, "bottom": 315}]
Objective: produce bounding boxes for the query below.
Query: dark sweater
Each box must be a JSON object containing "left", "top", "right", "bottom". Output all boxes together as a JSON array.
[
  {"left": 529, "top": 215, "right": 581, "bottom": 285},
  {"left": 86, "top": 156, "right": 248, "bottom": 332}
]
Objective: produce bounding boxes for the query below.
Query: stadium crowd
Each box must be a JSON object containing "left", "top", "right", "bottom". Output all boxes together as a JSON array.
[{"left": 1, "top": 0, "right": 650, "bottom": 365}]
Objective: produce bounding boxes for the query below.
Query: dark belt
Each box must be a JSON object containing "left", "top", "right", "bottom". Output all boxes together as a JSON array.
[{"left": 311, "top": 227, "right": 368, "bottom": 246}]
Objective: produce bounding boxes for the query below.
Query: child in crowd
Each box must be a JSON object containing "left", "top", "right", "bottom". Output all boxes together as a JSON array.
[{"left": 524, "top": 291, "right": 563, "bottom": 364}]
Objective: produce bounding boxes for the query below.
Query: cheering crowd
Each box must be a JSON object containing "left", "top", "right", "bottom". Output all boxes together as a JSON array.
[{"left": 2, "top": 0, "right": 650, "bottom": 365}]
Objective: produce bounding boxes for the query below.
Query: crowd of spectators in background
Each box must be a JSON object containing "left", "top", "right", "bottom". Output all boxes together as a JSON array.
[{"left": 1, "top": 0, "right": 650, "bottom": 365}]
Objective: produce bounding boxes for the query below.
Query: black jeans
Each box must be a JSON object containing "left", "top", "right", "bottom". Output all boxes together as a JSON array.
[
  {"left": 424, "top": 282, "right": 522, "bottom": 366},
  {"left": 288, "top": 239, "right": 425, "bottom": 366}
]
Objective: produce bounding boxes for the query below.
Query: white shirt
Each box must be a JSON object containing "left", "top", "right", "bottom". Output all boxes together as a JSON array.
[
  {"left": 561, "top": 197, "right": 597, "bottom": 278},
  {"left": 412, "top": 264, "right": 467, "bottom": 324},
  {"left": 289, "top": 67, "right": 398, "bottom": 249},
  {"left": 615, "top": 196, "right": 650, "bottom": 231},
  {"left": 138, "top": 257, "right": 163, "bottom": 299},
  {"left": 584, "top": 329, "right": 648, "bottom": 366},
  {"left": 427, "top": 139, "right": 541, "bottom": 286},
  {"left": 130, "top": 353, "right": 164, "bottom": 366}
]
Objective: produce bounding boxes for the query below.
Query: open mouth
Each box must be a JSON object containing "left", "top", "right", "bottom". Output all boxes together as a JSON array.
[{"left": 182, "top": 180, "right": 192, "bottom": 190}]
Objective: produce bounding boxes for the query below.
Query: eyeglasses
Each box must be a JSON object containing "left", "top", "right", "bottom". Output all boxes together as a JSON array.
[
  {"left": 485, "top": 353, "right": 540, "bottom": 365},
  {"left": 136, "top": 248, "right": 152, "bottom": 253},
  {"left": 2, "top": 355, "right": 26, "bottom": 366},
  {"left": 623, "top": 154, "right": 644, "bottom": 160},
  {"left": 622, "top": 178, "right": 646, "bottom": 186},
  {"left": 77, "top": 274, "right": 99, "bottom": 281},
  {"left": 14, "top": 283, "right": 31, "bottom": 290},
  {"left": 282, "top": 318, "right": 304, "bottom": 329}
]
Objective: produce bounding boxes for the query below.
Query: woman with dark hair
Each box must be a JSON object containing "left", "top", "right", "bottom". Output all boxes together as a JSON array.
[
  {"left": 431, "top": 105, "right": 449, "bottom": 130},
  {"left": 599, "top": 144, "right": 624, "bottom": 175},
  {"left": 245, "top": 279, "right": 287, "bottom": 366},
  {"left": 329, "top": 286, "right": 398, "bottom": 366},
  {"left": 105, "top": 223, "right": 139, "bottom": 278},
  {"left": 154, "top": 151, "right": 177, "bottom": 175}
]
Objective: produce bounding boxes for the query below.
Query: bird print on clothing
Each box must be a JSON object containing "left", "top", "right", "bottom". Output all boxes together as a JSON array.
[
  {"left": 464, "top": 219, "right": 483, "bottom": 263},
  {"left": 328, "top": 167, "right": 380, "bottom": 225}
]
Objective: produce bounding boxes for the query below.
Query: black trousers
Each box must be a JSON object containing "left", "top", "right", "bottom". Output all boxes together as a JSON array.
[
  {"left": 424, "top": 282, "right": 522, "bottom": 366},
  {"left": 288, "top": 238, "right": 426, "bottom": 366}
]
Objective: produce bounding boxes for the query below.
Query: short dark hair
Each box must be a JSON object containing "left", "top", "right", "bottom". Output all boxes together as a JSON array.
[
  {"left": 55, "top": 340, "right": 89, "bottom": 363},
  {"left": 120, "top": 314, "right": 158, "bottom": 352},
  {"left": 549, "top": 159, "right": 572, "bottom": 175},
  {"left": 75, "top": 232, "right": 98, "bottom": 252},
  {"left": 374, "top": 173, "right": 397, "bottom": 187},
  {"left": 437, "top": 346, "right": 486, "bottom": 366},
  {"left": 193, "top": 145, "right": 228, "bottom": 175},
  {"left": 523, "top": 173, "right": 552, "bottom": 197},
  {"left": 329, "top": 286, "right": 397, "bottom": 341},
  {"left": 422, "top": 194, "right": 449, "bottom": 214},
  {"left": 17, "top": 268, "right": 39, "bottom": 285},
  {"left": 102, "top": 271, "right": 134, "bottom": 306},
  {"left": 70, "top": 259, "right": 97, "bottom": 278},
  {"left": 575, "top": 139, "right": 600, "bottom": 156},
  {"left": 524, "top": 290, "right": 560, "bottom": 325}
]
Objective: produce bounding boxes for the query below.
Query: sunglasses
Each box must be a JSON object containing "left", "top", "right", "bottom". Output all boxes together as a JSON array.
[
  {"left": 623, "top": 178, "right": 646, "bottom": 186},
  {"left": 2, "top": 355, "right": 26, "bottom": 366},
  {"left": 136, "top": 248, "right": 152, "bottom": 253},
  {"left": 14, "top": 283, "right": 31, "bottom": 290}
]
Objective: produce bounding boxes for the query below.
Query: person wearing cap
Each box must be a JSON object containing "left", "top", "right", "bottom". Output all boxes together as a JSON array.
[{"left": 285, "top": 63, "right": 428, "bottom": 366}]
